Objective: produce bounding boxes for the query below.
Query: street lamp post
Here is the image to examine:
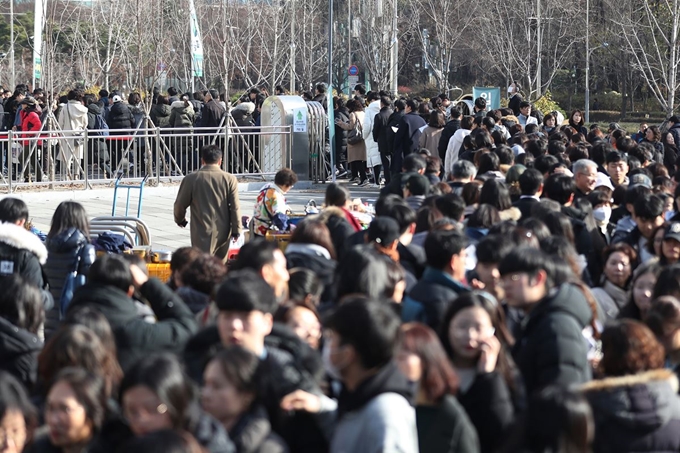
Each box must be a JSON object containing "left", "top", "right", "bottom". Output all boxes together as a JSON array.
[
  {"left": 536, "top": 0, "right": 542, "bottom": 98},
  {"left": 585, "top": 40, "right": 609, "bottom": 124},
  {"left": 7, "top": 0, "right": 14, "bottom": 89},
  {"left": 289, "top": 0, "right": 295, "bottom": 93},
  {"left": 585, "top": 0, "right": 590, "bottom": 123},
  {"left": 390, "top": 0, "right": 398, "bottom": 96}
]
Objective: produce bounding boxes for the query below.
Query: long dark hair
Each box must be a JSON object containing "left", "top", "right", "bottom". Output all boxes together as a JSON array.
[
  {"left": 335, "top": 246, "right": 391, "bottom": 301},
  {"left": 480, "top": 179, "right": 512, "bottom": 211},
  {"left": 0, "top": 371, "right": 37, "bottom": 439},
  {"left": 440, "top": 292, "right": 517, "bottom": 393},
  {"left": 120, "top": 354, "right": 199, "bottom": 432},
  {"left": 619, "top": 261, "right": 662, "bottom": 321},
  {"left": 208, "top": 346, "right": 261, "bottom": 397},
  {"left": 39, "top": 325, "right": 123, "bottom": 398},
  {"left": 400, "top": 323, "right": 458, "bottom": 402},
  {"left": 517, "top": 386, "right": 593, "bottom": 453},
  {"left": 48, "top": 368, "right": 109, "bottom": 434},
  {"left": 289, "top": 218, "right": 337, "bottom": 259},
  {"left": 48, "top": 201, "right": 90, "bottom": 239}
]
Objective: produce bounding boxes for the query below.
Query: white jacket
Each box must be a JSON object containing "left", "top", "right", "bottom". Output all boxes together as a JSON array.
[
  {"left": 445, "top": 128, "right": 471, "bottom": 176},
  {"left": 363, "top": 100, "right": 382, "bottom": 168},
  {"left": 57, "top": 100, "right": 89, "bottom": 161}
]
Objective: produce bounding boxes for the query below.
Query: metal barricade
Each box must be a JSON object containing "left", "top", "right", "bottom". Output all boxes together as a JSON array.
[
  {"left": 0, "top": 121, "right": 293, "bottom": 193},
  {"left": 307, "top": 102, "right": 330, "bottom": 183}
]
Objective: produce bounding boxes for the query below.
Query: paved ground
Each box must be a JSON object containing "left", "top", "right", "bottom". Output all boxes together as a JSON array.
[{"left": 3, "top": 181, "right": 381, "bottom": 250}]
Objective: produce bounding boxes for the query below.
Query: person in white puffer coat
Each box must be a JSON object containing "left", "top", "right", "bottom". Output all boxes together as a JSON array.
[{"left": 363, "top": 93, "right": 382, "bottom": 187}]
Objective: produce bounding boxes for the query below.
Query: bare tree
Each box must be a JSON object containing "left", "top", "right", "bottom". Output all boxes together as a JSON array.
[
  {"left": 612, "top": 0, "right": 680, "bottom": 116},
  {"left": 475, "top": 0, "right": 581, "bottom": 100},
  {"left": 409, "top": 0, "right": 478, "bottom": 92}
]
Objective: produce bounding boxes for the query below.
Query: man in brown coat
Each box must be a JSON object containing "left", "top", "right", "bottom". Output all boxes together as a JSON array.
[{"left": 174, "top": 144, "right": 241, "bottom": 261}]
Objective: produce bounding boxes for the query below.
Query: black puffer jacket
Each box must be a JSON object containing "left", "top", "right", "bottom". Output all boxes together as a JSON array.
[
  {"left": 62, "top": 406, "right": 236, "bottom": 453},
  {"left": 184, "top": 323, "right": 326, "bottom": 453},
  {"left": 334, "top": 108, "right": 349, "bottom": 162},
  {"left": 438, "top": 118, "right": 461, "bottom": 161},
  {"left": 583, "top": 369, "right": 680, "bottom": 453},
  {"left": 43, "top": 228, "right": 95, "bottom": 336},
  {"left": 67, "top": 278, "right": 198, "bottom": 371},
  {"left": 0, "top": 316, "right": 41, "bottom": 391},
  {"left": 201, "top": 99, "right": 226, "bottom": 130},
  {"left": 150, "top": 103, "right": 172, "bottom": 129},
  {"left": 512, "top": 283, "right": 593, "bottom": 395},
  {"left": 457, "top": 372, "right": 515, "bottom": 453},
  {"left": 107, "top": 102, "right": 135, "bottom": 132},
  {"left": 385, "top": 110, "right": 404, "bottom": 162},
  {"left": 192, "top": 409, "right": 237, "bottom": 453},
  {"left": 373, "top": 106, "right": 394, "bottom": 156},
  {"left": 230, "top": 405, "right": 289, "bottom": 453},
  {"left": 176, "top": 286, "right": 211, "bottom": 315},
  {"left": 0, "top": 223, "right": 51, "bottom": 306}
]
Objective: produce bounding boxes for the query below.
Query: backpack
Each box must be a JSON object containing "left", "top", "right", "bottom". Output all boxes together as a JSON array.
[{"left": 91, "top": 113, "right": 109, "bottom": 137}]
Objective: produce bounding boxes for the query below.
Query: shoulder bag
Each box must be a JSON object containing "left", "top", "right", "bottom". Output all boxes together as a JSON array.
[
  {"left": 59, "top": 245, "right": 87, "bottom": 316},
  {"left": 347, "top": 113, "right": 365, "bottom": 145}
]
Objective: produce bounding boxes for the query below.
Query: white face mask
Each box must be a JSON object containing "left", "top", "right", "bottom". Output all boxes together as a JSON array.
[
  {"left": 322, "top": 341, "right": 344, "bottom": 381},
  {"left": 593, "top": 206, "right": 612, "bottom": 224}
]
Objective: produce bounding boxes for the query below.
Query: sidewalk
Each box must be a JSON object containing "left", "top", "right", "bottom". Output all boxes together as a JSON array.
[{"left": 5, "top": 182, "right": 379, "bottom": 251}]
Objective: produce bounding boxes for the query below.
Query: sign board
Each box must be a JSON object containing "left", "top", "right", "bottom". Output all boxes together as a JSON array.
[
  {"left": 348, "top": 75, "right": 359, "bottom": 88},
  {"left": 33, "top": 57, "right": 42, "bottom": 80},
  {"left": 189, "top": 0, "right": 204, "bottom": 77},
  {"left": 472, "top": 87, "right": 501, "bottom": 110},
  {"left": 348, "top": 65, "right": 359, "bottom": 76},
  {"left": 293, "top": 108, "right": 307, "bottom": 133}
]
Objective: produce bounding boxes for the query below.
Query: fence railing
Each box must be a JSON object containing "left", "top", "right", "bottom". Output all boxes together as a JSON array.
[{"left": 0, "top": 123, "right": 293, "bottom": 192}]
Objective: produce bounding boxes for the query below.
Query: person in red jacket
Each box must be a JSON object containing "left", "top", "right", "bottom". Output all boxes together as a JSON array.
[{"left": 18, "top": 97, "right": 42, "bottom": 182}]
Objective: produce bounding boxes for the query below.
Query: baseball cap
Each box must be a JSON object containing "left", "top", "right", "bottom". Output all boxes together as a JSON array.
[
  {"left": 629, "top": 173, "right": 652, "bottom": 189},
  {"left": 404, "top": 173, "right": 431, "bottom": 196},
  {"left": 595, "top": 172, "right": 614, "bottom": 191},
  {"left": 367, "top": 217, "right": 401, "bottom": 246},
  {"left": 665, "top": 222, "right": 680, "bottom": 243},
  {"left": 112, "top": 95, "right": 122, "bottom": 103}
]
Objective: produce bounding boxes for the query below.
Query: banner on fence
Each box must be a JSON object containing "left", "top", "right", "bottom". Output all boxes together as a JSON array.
[{"left": 472, "top": 87, "right": 501, "bottom": 110}]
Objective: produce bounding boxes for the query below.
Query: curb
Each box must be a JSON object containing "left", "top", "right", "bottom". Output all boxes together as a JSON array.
[{"left": 237, "top": 180, "right": 316, "bottom": 192}]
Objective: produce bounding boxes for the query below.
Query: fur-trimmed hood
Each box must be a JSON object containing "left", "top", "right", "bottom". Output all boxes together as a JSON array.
[
  {"left": 315, "top": 206, "right": 348, "bottom": 222},
  {"left": 0, "top": 223, "right": 47, "bottom": 264},
  {"left": 581, "top": 369, "right": 679, "bottom": 393},
  {"left": 582, "top": 369, "right": 680, "bottom": 430},
  {"left": 499, "top": 207, "right": 522, "bottom": 222},
  {"left": 171, "top": 100, "right": 195, "bottom": 113}
]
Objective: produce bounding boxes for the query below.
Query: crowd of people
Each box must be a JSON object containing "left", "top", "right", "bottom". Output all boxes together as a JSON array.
[
  {"left": 6, "top": 80, "right": 680, "bottom": 452},
  {"left": 0, "top": 84, "right": 268, "bottom": 182}
]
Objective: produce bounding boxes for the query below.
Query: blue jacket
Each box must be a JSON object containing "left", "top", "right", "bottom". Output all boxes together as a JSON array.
[{"left": 402, "top": 267, "right": 469, "bottom": 331}]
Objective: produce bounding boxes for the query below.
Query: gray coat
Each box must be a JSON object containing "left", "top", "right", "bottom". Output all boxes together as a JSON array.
[{"left": 329, "top": 392, "right": 419, "bottom": 453}]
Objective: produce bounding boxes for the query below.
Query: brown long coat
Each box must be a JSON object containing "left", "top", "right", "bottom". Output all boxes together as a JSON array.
[
  {"left": 338, "top": 111, "right": 367, "bottom": 163},
  {"left": 173, "top": 164, "right": 241, "bottom": 260}
]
